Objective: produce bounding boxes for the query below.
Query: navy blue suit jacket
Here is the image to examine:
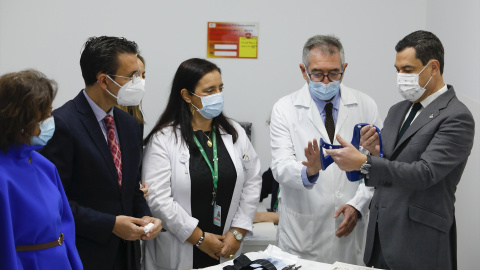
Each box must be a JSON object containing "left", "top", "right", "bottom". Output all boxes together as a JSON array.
[{"left": 40, "top": 91, "right": 151, "bottom": 270}]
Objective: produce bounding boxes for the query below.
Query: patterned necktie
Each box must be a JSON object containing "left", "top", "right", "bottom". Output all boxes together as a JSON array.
[
  {"left": 325, "top": 102, "right": 335, "bottom": 143},
  {"left": 396, "top": 102, "right": 422, "bottom": 144},
  {"left": 104, "top": 115, "right": 122, "bottom": 186}
]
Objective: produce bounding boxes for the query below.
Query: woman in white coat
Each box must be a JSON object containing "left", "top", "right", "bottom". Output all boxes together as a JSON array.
[{"left": 142, "top": 58, "right": 261, "bottom": 270}]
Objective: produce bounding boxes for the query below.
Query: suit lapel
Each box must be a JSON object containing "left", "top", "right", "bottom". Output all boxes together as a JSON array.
[
  {"left": 385, "top": 101, "right": 411, "bottom": 155},
  {"left": 73, "top": 92, "right": 121, "bottom": 193},
  {"left": 393, "top": 88, "right": 455, "bottom": 153}
]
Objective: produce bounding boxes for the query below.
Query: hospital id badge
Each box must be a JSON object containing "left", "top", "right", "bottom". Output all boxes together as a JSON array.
[{"left": 213, "top": 204, "right": 221, "bottom": 227}]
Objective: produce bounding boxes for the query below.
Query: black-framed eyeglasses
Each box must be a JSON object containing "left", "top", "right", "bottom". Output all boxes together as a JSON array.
[{"left": 305, "top": 69, "right": 343, "bottom": 82}]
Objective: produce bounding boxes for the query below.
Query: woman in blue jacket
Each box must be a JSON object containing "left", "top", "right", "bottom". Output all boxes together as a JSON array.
[{"left": 0, "top": 69, "right": 83, "bottom": 270}]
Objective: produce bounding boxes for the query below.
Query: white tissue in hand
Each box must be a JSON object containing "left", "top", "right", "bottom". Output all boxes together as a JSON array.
[{"left": 144, "top": 223, "right": 154, "bottom": 234}]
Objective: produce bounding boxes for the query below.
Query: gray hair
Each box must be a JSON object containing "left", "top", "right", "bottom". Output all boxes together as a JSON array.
[{"left": 302, "top": 35, "right": 345, "bottom": 68}]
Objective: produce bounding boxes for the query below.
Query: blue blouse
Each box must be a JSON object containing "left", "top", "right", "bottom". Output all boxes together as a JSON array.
[{"left": 0, "top": 144, "right": 83, "bottom": 270}]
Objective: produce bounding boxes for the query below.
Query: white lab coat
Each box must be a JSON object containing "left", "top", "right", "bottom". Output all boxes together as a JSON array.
[
  {"left": 142, "top": 120, "right": 261, "bottom": 270},
  {"left": 270, "top": 83, "right": 382, "bottom": 265}
]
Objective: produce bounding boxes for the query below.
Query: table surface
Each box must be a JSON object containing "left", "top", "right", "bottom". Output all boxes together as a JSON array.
[{"left": 197, "top": 251, "right": 332, "bottom": 270}]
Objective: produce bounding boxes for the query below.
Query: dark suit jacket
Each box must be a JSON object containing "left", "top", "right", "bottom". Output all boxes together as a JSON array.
[
  {"left": 364, "top": 86, "right": 475, "bottom": 269},
  {"left": 40, "top": 91, "right": 151, "bottom": 270}
]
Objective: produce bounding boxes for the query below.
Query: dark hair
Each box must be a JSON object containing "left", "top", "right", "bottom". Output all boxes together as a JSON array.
[
  {"left": 137, "top": 54, "right": 146, "bottom": 67},
  {"left": 395, "top": 30, "right": 444, "bottom": 74},
  {"left": 80, "top": 36, "right": 139, "bottom": 86},
  {"left": 0, "top": 69, "right": 57, "bottom": 152},
  {"left": 145, "top": 58, "right": 238, "bottom": 150}
]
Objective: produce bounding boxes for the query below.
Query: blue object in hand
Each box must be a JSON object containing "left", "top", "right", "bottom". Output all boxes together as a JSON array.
[{"left": 320, "top": 123, "right": 383, "bottom": 182}]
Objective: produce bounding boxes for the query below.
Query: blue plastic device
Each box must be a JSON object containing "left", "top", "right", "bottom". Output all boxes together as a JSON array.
[{"left": 320, "top": 123, "right": 383, "bottom": 182}]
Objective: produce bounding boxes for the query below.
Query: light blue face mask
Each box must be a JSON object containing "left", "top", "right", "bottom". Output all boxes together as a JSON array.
[
  {"left": 31, "top": 116, "right": 55, "bottom": 146},
  {"left": 191, "top": 92, "right": 224, "bottom": 119},
  {"left": 305, "top": 64, "right": 341, "bottom": 101}
]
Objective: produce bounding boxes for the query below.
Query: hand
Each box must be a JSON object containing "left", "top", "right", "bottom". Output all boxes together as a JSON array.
[
  {"left": 139, "top": 182, "right": 149, "bottom": 199},
  {"left": 325, "top": 134, "right": 367, "bottom": 172},
  {"left": 334, "top": 205, "right": 359, "bottom": 238},
  {"left": 218, "top": 232, "right": 241, "bottom": 259},
  {"left": 140, "top": 216, "right": 162, "bottom": 240},
  {"left": 113, "top": 215, "right": 148, "bottom": 241},
  {"left": 302, "top": 138, "right": 323, "bottom": 176},
  {"left": 360, "top": 125, "right": 380, "bottom": 156},
  {"left": 197, "top": 232, "right": 225, "bottom": 260}
]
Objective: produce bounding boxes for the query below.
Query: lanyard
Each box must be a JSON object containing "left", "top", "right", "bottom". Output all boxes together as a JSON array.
[{"left": 193, "top": 126, "right": 218, "bottom": 205}]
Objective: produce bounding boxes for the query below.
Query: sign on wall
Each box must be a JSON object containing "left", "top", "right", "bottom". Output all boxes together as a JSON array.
[{"left": 207, "top": 22, "right": 258, "bottom": 59}]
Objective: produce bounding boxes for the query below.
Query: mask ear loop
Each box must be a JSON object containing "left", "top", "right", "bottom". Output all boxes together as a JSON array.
[{"left": 187, "top": 90, "right": 199, "bottom": 115}]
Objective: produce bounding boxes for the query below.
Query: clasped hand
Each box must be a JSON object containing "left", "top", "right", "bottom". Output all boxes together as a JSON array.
[
  {"left": 199, "top": 231, "right": 241, "bottom": 260},
  {"left": 112, "top": 215, "right": 162, "bottom": 241}
]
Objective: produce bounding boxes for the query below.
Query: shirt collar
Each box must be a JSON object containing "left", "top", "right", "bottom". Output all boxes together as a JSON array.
[
  {"left": 82, "top": 89, "right": 114, "bottom": 123},
  {"left": 420, "top": 84, "right": 448, "bottom": 108},
  {"left": 310, "top": 87, "right": 342, "bottom": 112}
]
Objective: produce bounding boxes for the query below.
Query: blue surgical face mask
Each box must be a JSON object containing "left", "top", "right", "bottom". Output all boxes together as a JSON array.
[
  {"left": 305, "top": 64, "right": 341, "bottom": 101},
  {"left": 31, "top": 116, "right": 55, "bottom": 146},
  {"left": 190, "top": 92, "right": 224, "bottom": 119}
]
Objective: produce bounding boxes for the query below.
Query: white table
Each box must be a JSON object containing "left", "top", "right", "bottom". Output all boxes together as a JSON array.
[{"left": 198, "top": 251, "right": 332, "bottom": 270}]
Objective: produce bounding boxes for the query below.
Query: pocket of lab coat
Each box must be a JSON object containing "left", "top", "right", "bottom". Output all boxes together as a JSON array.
[{"left": 278, "top": 205, "right": 314, "bottom": 253}]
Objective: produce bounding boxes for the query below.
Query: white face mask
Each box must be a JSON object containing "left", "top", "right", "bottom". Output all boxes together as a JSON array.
[
  {"left": 397, "top": 61, "right": 432, "bottom": 102},
  {"left": 106, "top": 76, "right": 145, "bottom": 106}
]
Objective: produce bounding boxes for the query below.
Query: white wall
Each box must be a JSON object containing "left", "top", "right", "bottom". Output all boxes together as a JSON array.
[
  {"left": 427, "top": 1, "right": 480, "bottom": 268},
  {"left": 0, "top": 0, "right": 428, "bottom": 171},
  {"left": 1, "top": 0, "right": 478, "bottom": 267}
]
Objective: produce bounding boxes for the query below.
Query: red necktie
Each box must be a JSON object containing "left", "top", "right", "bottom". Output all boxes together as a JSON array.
[{"left": 104, "top": 115, "right": 122, "bottom": 186}]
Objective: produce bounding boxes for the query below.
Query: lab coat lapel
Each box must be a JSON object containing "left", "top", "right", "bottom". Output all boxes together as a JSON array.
[
  {"left": 222, "top": 131, "right": 235, "bottom": 164},
  {"left": 296, "top": 84, "right": 329, "bottom": 141},
  {"left": 335, "top": 86, "right": 357, "bottom": 142},
  {"left": 220, "top": 129, "right": 243, "bottom": 197}
]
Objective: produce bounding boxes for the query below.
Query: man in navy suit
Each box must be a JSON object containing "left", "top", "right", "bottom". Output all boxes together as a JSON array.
[{"left": 41, "top": 36, "right": 162, "bottom": 270}]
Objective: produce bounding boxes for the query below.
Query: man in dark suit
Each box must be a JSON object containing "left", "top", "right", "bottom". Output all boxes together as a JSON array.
[
  {"left": 41, "top": 36, "right": 162, "bottom": 270},
  {"left": 319, "top": 30, "right": 475, "bottom": 269}
]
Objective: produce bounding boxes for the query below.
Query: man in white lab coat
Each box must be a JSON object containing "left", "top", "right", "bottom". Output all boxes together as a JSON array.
[{"left": 270, "top": 35, "right": 382, "bottom": 265}]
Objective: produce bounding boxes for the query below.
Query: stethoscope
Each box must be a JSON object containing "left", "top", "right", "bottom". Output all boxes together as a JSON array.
[{"left": 320, "top": 123, "right": 383, "bottom": 182}]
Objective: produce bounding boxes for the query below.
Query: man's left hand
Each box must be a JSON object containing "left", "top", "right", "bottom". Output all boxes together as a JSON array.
[
  {"left": 335, "top": 204, "right": 359, "bottom": 238},
  {"left": 325, "top": 134, "right": 367, "bottom": 171},
  {"left": 140, "top": 216, "right": 162, "bottom": 240}
]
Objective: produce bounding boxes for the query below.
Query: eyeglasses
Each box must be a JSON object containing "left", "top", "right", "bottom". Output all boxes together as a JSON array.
[
  {"left": 305, "top": 69, "right": 343, "bottom": 82},
  {"left": 108, "top": 69, "right": 141, "bottom": 83}
]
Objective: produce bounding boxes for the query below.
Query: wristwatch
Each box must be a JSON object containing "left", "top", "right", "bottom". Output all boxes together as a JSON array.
[
  {"left": 360, "top": 159, "right": 371, "bottom": 175},
  {"left": 229, "top": 229, "right": 243, "bottom": 242}
]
